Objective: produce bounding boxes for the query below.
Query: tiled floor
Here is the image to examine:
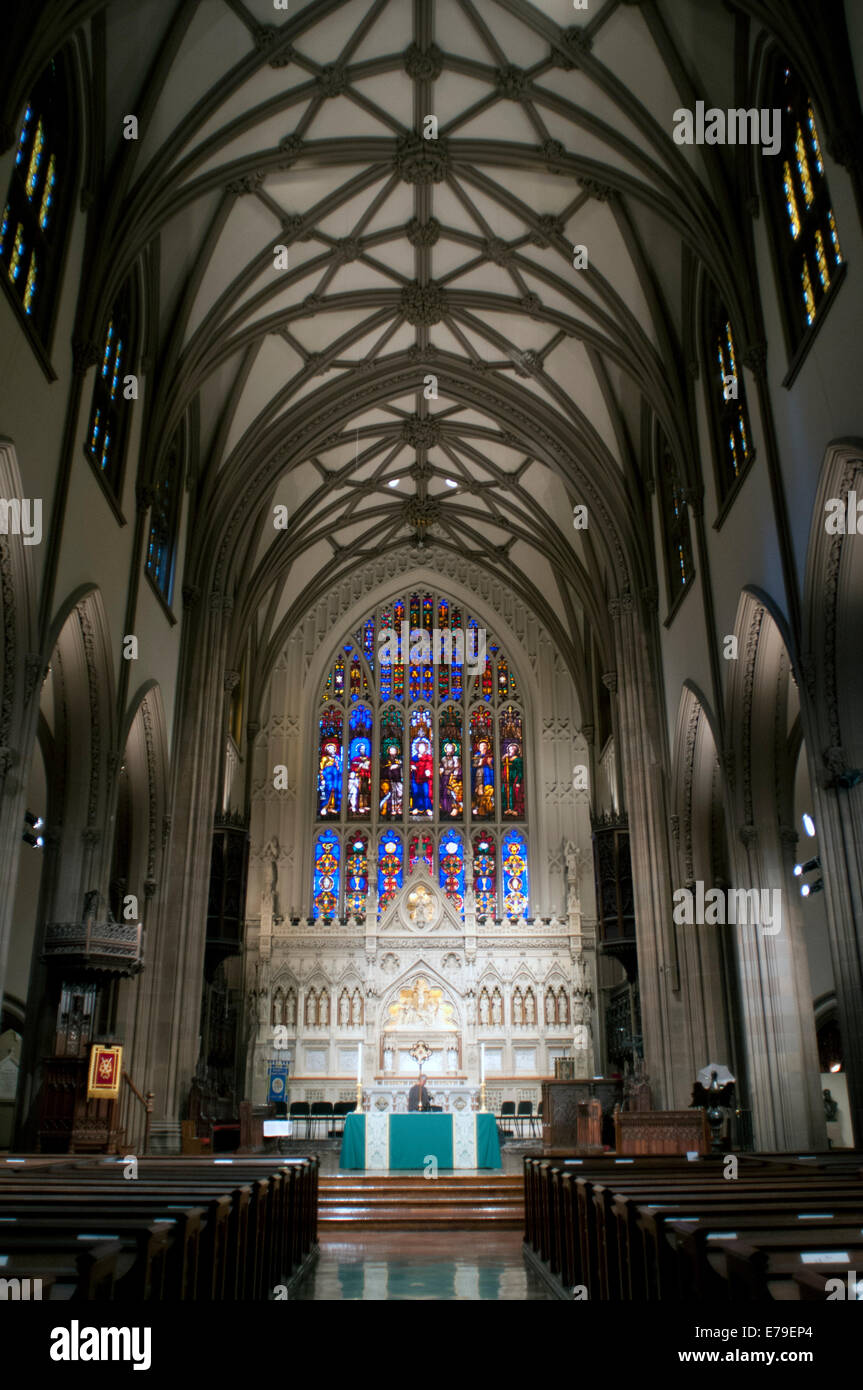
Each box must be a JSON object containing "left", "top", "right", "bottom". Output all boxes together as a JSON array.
[{"left": 293, "top": 1231, "right": 555, "bottom": 1300}]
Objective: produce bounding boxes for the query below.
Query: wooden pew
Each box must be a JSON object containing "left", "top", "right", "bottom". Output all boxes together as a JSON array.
[{"left": 0, "top": 1235, "right": 122, "bottom": 1299}]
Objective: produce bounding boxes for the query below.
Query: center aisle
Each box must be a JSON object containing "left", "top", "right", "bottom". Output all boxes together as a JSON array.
[{"left": 293, "top": 1231, "right": 555, "bottom": 1300}]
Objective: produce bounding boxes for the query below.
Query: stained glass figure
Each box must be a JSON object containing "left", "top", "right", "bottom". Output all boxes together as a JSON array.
[
  {"left": 378, "top": 834, "right": 403, "bottom": 909},
  {"left": 438, "top": 599, "right": 450, "bottom": 700},
  {"left": 317, "top": 708, "right": 343, "bottom": 818},
  {"left": 499, "top": 705, "right": 525, "bottom": 817},
  {"left": 345, "top": 833, "right": 369, "bottom": 915},
  {"left": 470, "top": 709, "right": 495, "bottom": 818},
  {"left": 409, "top": 707, "right": 434, "bottom": 817},
  {"left": 472, "top": 834, "right": 497, "bottom": 917},
  {"left": 378, "top": 707, "right": 402, "bottom": 818},
  {"left": 346, "top": 705, "right": 372, "bottom": 819},
  {"left": 450, "top": 606, "right": 464, "bottom": 700},
  {"left": 501, "top": 828, "right": 528, "bottom": 915},
  {"left": 349, "top": 655, "right": 362, "bottom": 701},
  {"left": 409, "top": 832, "right": 434, "bottom": 876},
  {"left": 438, "top": 704, "right": 463, "bottom": 818},
  {"left": 439, "top": 831, "right": 465, "bottom": 913},
  {"left": 313, "top": 833, "right": 340, "bottom": 917}
]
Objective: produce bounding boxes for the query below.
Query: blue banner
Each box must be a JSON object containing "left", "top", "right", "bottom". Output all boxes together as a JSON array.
[{"left": 267, "top": 1062, "right": 289, "bottom": 1105}]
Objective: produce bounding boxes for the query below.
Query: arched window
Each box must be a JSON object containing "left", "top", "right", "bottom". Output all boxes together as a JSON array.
[
  {"left": 0, "top": 56, "right": 74, "bottom": 347},
  {"left": 85, "top": 278, "right": 137, "bottom": 497},
  {"left": 311, "top": 593, "right": 529, "bottom": 918},
  {"left": 145, "top": 427, "right": 184, "bottom": 607},
  {"left": 655, "top": 432, "right": 694, "bottom": 609},
  {"left": 702, "top": 287, "right": 754, "bottom": 508},
  {"left": 765, "top": 57, "right": 844, "bottom": 355}
]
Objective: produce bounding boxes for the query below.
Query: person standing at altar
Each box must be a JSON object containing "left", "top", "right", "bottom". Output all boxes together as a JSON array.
[{"left": 408, "top": 1074, "right": 432, "bottom": 1112}]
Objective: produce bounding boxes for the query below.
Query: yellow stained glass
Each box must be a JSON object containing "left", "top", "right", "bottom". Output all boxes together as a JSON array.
[
  {"left": 8, "top": 224, "right": 25, "bottom": 282},
  {"left": 828, "top": 210, "right": 843, "bottom": 265},
  {"left": 801, "top": 258, "right": 816, "bottom": 325},
  {"left": 807, "top": 105, "right": 823, "bottom": 175},
  {"left": 90, "top": 409, "right": 101, "bottom": 452},
  {"left": 0, "top": 204, "right": 9, "bottom": 257},
  {"left": 25, "top": 119, "right": 44, "bottom": 199},
  {"left": 794, "top": 125, "right": 814, "bottom": 207},
  {"left": 725, "top": 322, "right": 738, "bottom": 377},
  {"left": 729, "top": 430, "right": 738, "bottom": 476},
  {"left": 814, "top": 229, "right": 830, "bottom": 290},
  {"left": 38, "top": 153, "right": 56, "bottom": 229},
  {"left": 23, "top": 252, "right": 37, "bottom": 314},
  {"left": 738, "top": 413, "right": 749, "bottom": 460},
  {"left": 783, "top": 162, "right": 801, "bottom": 239}
]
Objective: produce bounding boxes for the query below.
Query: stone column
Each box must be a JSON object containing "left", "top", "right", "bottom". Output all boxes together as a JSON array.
[
  {"left": 135, "top": 589, "right": 234, "bottom": 1138},
  {"left": 608, "top": 593, "right": 693, "bottom": 1108}
]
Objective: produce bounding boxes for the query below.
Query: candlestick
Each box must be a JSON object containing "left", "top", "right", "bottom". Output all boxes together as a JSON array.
[{"left": 480, "top": 1042, "right": 485, "bottom": 1084}]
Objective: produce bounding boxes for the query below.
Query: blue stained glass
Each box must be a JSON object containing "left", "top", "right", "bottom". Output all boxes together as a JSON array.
[
  {"left": 378, "top": 833, "right": 403, "bottom": 910},
  {"left": 313, "top": 833, "right": 340, "bottom": 917},
  {"left": 439, "top": 831, "right": 465, "bottom": 915},
  {"left": 501, "top": 828, "right": 528, "bottom": 916},
  {"left": 345, "top": 834, "right": 369, "bottom": 914},
  {"left": 15, "top": 106, "right": 33, "bottom": 164}
]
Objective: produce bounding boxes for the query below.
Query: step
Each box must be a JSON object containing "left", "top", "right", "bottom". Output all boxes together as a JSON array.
[{"left": 318, "top": 1174, "right": 524, "bottom": 1227}]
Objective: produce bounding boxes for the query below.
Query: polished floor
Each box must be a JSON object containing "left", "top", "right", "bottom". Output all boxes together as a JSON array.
[{"left": 293, "top": 1231, "right": 555, "bottom": 1300}]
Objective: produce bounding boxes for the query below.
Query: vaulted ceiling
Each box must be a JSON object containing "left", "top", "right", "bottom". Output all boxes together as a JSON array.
[{"left": 78, "top": 0, "right": 767, "bottom": 708}]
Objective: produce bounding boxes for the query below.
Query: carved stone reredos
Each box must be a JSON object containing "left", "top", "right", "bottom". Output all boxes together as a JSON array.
[{"left": 378, "top": 869, "right": 459, "bottom": 936}]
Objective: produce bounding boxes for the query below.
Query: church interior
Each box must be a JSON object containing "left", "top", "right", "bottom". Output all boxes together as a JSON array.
[{"left": 1, "top": 0, "right": 862, "bottom": 1323}]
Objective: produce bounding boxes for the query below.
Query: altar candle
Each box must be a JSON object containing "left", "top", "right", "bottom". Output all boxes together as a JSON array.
[
  {"left": 480, "top": 1043, "right": 485, "bottom": 1084},
  {"left": 357, "top": 1046, "right": 362, "bottom": 1085}
]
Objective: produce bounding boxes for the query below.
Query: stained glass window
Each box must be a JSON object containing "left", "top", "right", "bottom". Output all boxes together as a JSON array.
[
  {"left": 311, "top": 592, "right": 529, "bottom": 916},
  {"left": 409, "top": 832, "right": 434, "bottom": 876},
  {"left": 378, "top": 834, "right": 403, "bottom": 909},
  {"left": 501, "top": 829, "right": 529, "bottom": 916},
  {"left": 146, "top": 427, "right": 184, "bottom": 605},
  {"left": 470, "top": 709, "right": 495, "bottom": 818},
  {"left": 439, "top": 831, "right": 465, "bottom": 912},
  {"left": 379, "top": 708, "right": 404, "bottom": 818},
  {"left": 656, "top": 435, "right": 693, "bottom": 603},
  {"left": 771, "top": 60, "right": 844, "bottom": 346},
  {"left": 313, "top": 833, "right": 340, "bottom": 917},
  {"left": 346, "top": 705, "right": 372, "bottom": 819},
  {"left": 0, "top": 59, "right": 72, "bottom": 340},
  {"left": 85, "top": 279, "right": 135, "bottom": 494},
  {"left": 409, "top": 707, "right": 434, "bottom": 817},
  {"left": 438, "top": 704, "right": 464, "bottom": 819},
  {"left": 472, "top": 834, "right": 497, "bottom": 917},
  {"left": 706, "top": 294, "right": 753, "bottom": 504},
  {"left": 345, "top": 834, "right": 369, "bottom": 915},
  {"left": 499, "top": 706, "right": 525, "bottom": 817},
  {"left": 317, "top": 708, "right": 344, "bottom": 818}
]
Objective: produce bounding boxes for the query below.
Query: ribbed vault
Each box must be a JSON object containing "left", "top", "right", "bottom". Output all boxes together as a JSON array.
[{"left": 40, "top": 0, "right": 800, "bottom": 699}]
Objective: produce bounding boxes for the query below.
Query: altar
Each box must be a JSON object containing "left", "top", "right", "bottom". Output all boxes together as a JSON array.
[{"left": 340, "top": 1111, "right": 502, "bottom": 1170}]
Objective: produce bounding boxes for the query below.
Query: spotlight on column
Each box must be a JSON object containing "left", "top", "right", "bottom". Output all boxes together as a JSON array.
[
  {"left": 793, "top": 857, "right": 820, "bottom": 878},
  {"left": 802, "top": 813, "right": 816, "bottom": 838},
  {"left": 22, "top": 810, "right": 44, "bottom": 848},
  {"left": 800, "top": 878, "right": 823, "bottom": 897}
]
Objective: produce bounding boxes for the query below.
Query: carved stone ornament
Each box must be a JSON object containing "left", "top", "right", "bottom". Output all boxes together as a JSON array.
[
  {"left": 394, "top": 133, "right": 451, "bottom": 184},
  {"left": 530, "top": 214, "right": 565, "bottom": 248},
  {"left": 316, "top": 65, "right": 347, "bottom": 97},
  {"left": 578, "top": 176, "right": 613, "bottom": 201},
  {"left": 226, "top": 170, "right": 265, "bottom": 196},
  {"left": 496, "top": 66, "right": 527, "bottom": 99},
  {"left": 401, "top": 281, "right": 446, "bottom": 326},
  {"left": 406, "top": 217, "right": 441, "bottom": 247},
  {"left": 401, "top": 416, "right": 440, "bottom": 448},
  {"left": 403, "top": 42, "right": 444, "bottom": 81}
]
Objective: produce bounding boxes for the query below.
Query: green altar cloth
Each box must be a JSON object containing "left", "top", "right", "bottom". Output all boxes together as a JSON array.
[{"left": 339, "top": 1112, "right": 502, "bottom": 1170}]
